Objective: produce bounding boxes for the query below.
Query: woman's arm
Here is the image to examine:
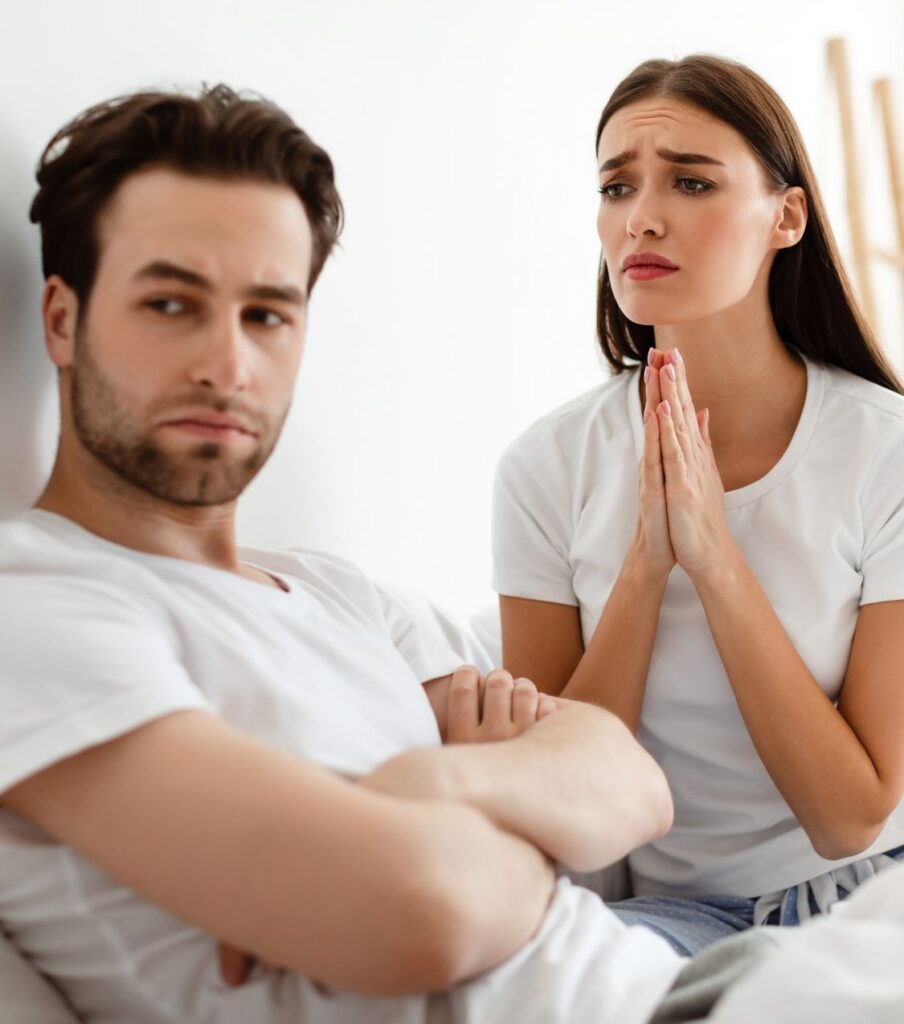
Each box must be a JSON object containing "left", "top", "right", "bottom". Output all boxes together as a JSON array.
[
  {"left": 501, "top": 350, "right": 677, "bottom": 732},
  {"left": 500, "top": 558, "right": 668, "bottom": 731},
  {"left": 694, "top": 562, "right": 904, "bottom": 860},
  {"left": 656, "top": 352, "right": 904, "bottom": 859}
]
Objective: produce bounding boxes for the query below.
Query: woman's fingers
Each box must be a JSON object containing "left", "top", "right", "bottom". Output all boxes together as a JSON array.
[
  {"left": 660, "top": 354, "right": 700, "bottom": 466},
  {"left": 669, "top": 349, "right": 703, "bottom": 444},
  {"left": 699, "top": 408, "right": 712, "bottom": 446},
  {"left": 644, "top": 358, "right": 663, "bottom": 421},
  {"left": 643, "top": 386, "right": 664, "bottom": 477},
  {"left": 656, "top": 398, "right": 685, "bottom": 485}
]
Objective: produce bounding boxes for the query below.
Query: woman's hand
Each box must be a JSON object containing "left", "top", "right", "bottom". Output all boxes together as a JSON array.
[
  {"left": 630, "top": 348, "right": 676, "bottom": 581},
  {"left": 654, "top": 349, "right": 736, "bottom": 580}
]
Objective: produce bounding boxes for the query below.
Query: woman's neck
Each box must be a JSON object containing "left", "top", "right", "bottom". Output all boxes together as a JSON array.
[{"left": 647, "top": 301, "right": 808, "bottom": 487}]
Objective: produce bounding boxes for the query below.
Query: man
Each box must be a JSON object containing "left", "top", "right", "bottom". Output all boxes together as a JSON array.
[{"left": 0, "top": 84, "right": 681, "bottom": 1023}]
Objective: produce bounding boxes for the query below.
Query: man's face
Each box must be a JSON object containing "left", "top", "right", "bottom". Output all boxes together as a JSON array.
[{"left": 64, "top": 168, "right": 313, "bottom": 506}]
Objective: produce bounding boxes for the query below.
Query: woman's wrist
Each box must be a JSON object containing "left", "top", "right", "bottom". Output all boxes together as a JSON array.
[
  {"left": 623, "top": 540, "right": 673, "bottom": 592},
  {"left": 685, "top": 535, "right": 746, "bottom": 595}
]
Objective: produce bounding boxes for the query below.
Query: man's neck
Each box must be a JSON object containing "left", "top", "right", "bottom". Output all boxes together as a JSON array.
[{"left": 35, "top": 437, "right": 245, "bottom": 577}]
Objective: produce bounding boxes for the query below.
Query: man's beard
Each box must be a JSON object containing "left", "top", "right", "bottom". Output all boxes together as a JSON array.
[{"left": 70, "top": 332, "right": 286, "bottom": 506}]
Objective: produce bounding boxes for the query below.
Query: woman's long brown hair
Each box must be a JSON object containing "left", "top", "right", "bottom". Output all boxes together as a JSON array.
[{"left": 595, "top": 55, "right": 902, "bottom": 394}]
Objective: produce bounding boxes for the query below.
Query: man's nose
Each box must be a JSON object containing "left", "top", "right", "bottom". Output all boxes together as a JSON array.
[{"left": 188, "top": 313, "right": 253, "bottom": 393}]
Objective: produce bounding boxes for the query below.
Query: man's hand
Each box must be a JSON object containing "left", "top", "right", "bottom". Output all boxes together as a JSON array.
[
  {"left": 217, "top": 942, "right": 256, "bottom": 987},
  {"left": 446, "top": 666, "right": 558, "bottom": 744}
]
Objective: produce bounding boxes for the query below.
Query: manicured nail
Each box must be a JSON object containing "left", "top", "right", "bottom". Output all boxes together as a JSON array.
[
  {"left": 661, "top": 400, "right": 671, "bottom": 416},
  {"left": 643, "top": 408, "right": 652, "bottom": 424},
  {"left": 665, "top": 364, "right": 676, "bottom": 381},
  {"left": 673, "top": 348, "right": 683, "bottom": 364},
  {"left": 643, "top": 366, "right": 650, "bottom": 383},
  {"left": 647, "top": 348, "right": 655, "bottom": 366}
]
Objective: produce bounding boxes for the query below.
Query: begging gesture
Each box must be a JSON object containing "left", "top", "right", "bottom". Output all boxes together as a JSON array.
[{"left": 641, "top": 348, "right": 734, "bottom": 581}]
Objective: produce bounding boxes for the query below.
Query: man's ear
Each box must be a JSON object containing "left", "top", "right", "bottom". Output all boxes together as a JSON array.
[
  {"left": 42, "top": 276, "right": 80, "bottom": 368},
  {"left": 773, "top": 186, "right": 808, "bottom": 251}
]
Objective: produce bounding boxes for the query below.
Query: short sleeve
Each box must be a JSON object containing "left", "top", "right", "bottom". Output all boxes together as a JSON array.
[
  {"left": 0, "top": 573, "right": 210, "bottom": 794},
  {"left": 860, "top": 421, "right": 904, "bottom": 606},
  {"left": 374, "top": 582, "right": 476, "bottom": 681},
  {"left": 492, "top": 421, "right": 577, "bottom": 606}
]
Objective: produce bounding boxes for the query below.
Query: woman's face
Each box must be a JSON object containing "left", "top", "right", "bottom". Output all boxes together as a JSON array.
[{"left": 596, "top": 96, "right": 798, "bottom": 327}]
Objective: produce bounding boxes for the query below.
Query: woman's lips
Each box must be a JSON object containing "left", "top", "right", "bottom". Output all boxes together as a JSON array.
[{"left": 624, "top": 265, "right": 679, "bottom": 281}]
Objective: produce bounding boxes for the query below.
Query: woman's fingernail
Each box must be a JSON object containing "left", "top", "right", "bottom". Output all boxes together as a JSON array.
[
  {"left": 647, "top": 348, "right": 656, "bottom": 366},
  {"left": 661, "top": 400, "right": 671, "bottom": 416},
  {"left": 673, "top": 348, "right": 683, "bottom": 364},
  {"left": 665, "top": 364, "right": 676, "bottom": 381},
  {"left": 643, "top": 408, "right": 652, "bottom": 424},
  {"left": 643, "top": 366, "right": 650, "bottom": 383}
]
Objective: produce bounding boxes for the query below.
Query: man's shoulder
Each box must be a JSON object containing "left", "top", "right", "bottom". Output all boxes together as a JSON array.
[{"left": 0, "top": 512, "right": 169, "bottom": 619}]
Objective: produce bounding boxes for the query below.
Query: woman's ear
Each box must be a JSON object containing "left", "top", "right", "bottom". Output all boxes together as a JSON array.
[
  {"left": 773, "top": 186, "right": 808, "bottom": 250},
  {"left": 42, "top": 276, "right": 80, "bottom": 368}
]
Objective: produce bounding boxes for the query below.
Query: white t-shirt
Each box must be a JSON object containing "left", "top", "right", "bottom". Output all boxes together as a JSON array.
[
  {"left": 0, "top": 511, "right": 681, "bottom": 1024},
  {"left": 493, "top": 357, "right": 904, "bottom": 899}
]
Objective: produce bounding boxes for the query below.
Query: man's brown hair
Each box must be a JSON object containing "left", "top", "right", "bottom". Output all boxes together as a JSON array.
[{"left": 30, "top": 83, "right": 343, "bottom": 310}]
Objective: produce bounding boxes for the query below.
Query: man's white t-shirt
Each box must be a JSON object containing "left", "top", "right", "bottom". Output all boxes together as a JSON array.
[
  {"left": 493, "top": 357, "right": 904, "bottom": 899},
  {"left": 0, "top": 511, "right": 681, "bottom": 1024}
]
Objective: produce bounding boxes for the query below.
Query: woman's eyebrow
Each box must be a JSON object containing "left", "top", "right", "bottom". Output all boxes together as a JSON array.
[{"left": 599, "top": 147, "right": 726, "bottom": 173}]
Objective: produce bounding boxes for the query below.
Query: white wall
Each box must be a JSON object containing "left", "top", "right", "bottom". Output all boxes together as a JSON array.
[{"left": 2, "top": 0, "right": 903, "bottom": 610}]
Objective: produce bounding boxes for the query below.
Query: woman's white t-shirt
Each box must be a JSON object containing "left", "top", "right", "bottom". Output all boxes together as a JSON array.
[{"left": 492, "top": 357, "right": 904, "bottom": 899}]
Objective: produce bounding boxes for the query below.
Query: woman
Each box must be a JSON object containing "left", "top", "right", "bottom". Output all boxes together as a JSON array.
[{"left": 492, "top": 55, "right": 904, "bottom": 956}]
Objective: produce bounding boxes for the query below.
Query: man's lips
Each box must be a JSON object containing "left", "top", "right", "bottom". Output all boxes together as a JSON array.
[
  {"left": 621, "top": 252, "right": 679, "bottom": 281},
  {"left": 159, "top": 416, "right": 258, "bottom": 440}
]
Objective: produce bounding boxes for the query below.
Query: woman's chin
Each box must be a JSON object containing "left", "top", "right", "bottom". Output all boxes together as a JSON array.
[{"left": 618, "top": 299, "right": 704, "bottom": 329}]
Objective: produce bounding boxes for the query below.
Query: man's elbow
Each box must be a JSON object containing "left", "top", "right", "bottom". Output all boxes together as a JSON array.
[
  {"left": 647, "top": 763, "right": 674, "bottom": 841},
  {"left": 371, "top": 874, "right": 512, "bottom": 994}
]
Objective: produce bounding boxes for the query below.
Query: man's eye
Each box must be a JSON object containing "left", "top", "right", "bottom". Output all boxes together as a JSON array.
[
  {"left": 147, "top": 298, "right": 186, "bottom": 315},
  {"left": 245, "top": 308, "right": 286, "bottom": 327}
]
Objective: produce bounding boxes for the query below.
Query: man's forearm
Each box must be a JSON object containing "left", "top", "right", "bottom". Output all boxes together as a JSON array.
[{"left": 363, "top": 702, "right": 673, "bottom": 871}]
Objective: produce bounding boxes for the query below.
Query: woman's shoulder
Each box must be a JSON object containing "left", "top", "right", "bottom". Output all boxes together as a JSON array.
[
  {"left": 820, "top": 362, "right": 904, "bottom": 425},
  {"left": 500, "top": 371, "right": 635, "bottom": 461}
]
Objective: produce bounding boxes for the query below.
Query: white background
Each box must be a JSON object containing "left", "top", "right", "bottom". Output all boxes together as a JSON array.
[{"left": 1, "top": 0, "right": 903, "bottom": 611}]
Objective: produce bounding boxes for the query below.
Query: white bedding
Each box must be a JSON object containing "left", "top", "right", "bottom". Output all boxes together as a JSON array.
[{"left": 710, "top": 863, "right": 904, "bottom": 1021}]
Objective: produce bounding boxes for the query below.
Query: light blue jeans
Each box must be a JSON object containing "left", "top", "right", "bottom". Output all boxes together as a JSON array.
[{"left": 611, "top": 844, "right": 904, "bottom": 956}]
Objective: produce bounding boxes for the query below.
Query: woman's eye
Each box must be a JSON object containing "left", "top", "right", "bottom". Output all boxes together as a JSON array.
[
  {"left": 676, "top": 177, "right": 713, "bottom": 195},
  {"left": 598, "top": 182, "right": 632, "bottom": 202}
]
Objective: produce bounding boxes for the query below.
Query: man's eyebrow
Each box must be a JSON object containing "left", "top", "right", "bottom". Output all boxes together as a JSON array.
[
  {"left": 132, "top": 260, "right": 306, "bottom": 306},
  {"left": 598, "top": 147, "right": 725, "bottom": 173}
]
